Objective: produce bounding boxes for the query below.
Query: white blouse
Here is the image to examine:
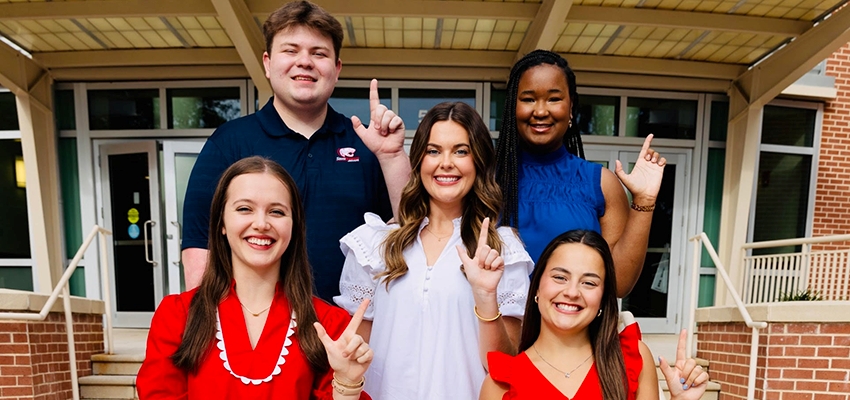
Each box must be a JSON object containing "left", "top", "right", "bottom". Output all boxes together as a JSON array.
[{"left": 334, "top": 213, "right": 534, "bottom": 400}]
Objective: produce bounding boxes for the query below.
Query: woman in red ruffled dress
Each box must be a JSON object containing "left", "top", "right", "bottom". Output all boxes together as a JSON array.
[
  {"left": 137, "top": 157, "right": 372, "bottom": 400},
  {"left": 480, "top": 230, "right": 709, "bottom": 400}
]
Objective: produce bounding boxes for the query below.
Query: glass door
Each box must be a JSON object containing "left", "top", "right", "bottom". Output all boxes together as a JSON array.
[
  {"left": 99, "top": 141, "right": 163, "bottom": 328},
  {"left": 585, "top": 146, "right": 690, "bottom": 333},
  {"left": 161, "top": 140, "right": 204, "bottom": 295}
]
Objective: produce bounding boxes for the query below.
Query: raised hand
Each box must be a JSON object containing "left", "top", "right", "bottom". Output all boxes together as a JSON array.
[
  {"left": 351, "top": 79, "right": 406, "bottom": 160},
  {"left": 314, "top": 299, "right": 373, "bottom": 384},
  {"left": 457, "top": 218, "right": 504, "bottom": 294},
  {"left": 659, "top": 329, "right": 709, "bottom": 400},
  {"left": 615, "top": 133, "right": 666, "bottom": 205}
]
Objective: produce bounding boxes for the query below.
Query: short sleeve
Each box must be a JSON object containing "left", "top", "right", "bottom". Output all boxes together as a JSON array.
[
  {"left": 619, "top": 322, "right": 644, "bottom": 396},
  {"left": 334, "top": 213, "right": 394, "bottom": 320},
  {"left": 137, "top": 294, "right": 190, "bottom": 399},
  {"left": 182, "top": 138, "right": 232, "bottom": 250},
  {"left": 495, "top": 227, "right": 533, "bottom": 319},
  {"left": 486, "top": 351, "right": 516, "bottom": 384},
  {"left": 310, "top": 299, "right": 371, "bottom": 400}
]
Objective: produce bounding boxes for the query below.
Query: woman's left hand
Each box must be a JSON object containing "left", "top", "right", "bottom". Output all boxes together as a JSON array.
[
  {"left": 458, "top": 217, "right": 504, "bottom": 294},
  {"left": 659, "top": 329, "right": 709, "bottom": 400},
  {"left": 314, "top": 299, "right": 373, "bottom": 384},
  {"left": 615, "top": 134, "right": 666, "bottom": 204}
]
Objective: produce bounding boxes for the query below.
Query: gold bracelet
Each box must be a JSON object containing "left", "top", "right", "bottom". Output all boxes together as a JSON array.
[
  {"left": 333, "top": 373, "right": 365, "bottom": 388},
  {"left": 332, "top": 374, "right": 365, "bottom": 396},
  {"left": 474, "top": 305, "right": 502, "bottom": 322},
  {"left": 630, "top": 202, "right": 655, "bottom": 212}
]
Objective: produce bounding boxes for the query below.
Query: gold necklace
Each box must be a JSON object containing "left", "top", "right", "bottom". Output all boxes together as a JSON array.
[
  {"left": 533, "top": 345, "right": 593, "bottom": 378},
  {"left": 424, "top": 224, "right": 452, "bottom": 241},
  {"left": 239, "top": 300, "right": 272, "bottom": 317}
]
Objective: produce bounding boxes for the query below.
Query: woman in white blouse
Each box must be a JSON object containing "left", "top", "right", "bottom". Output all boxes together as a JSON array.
[{"left": 334, "top": 101, "right": 534, "bottom": 399}]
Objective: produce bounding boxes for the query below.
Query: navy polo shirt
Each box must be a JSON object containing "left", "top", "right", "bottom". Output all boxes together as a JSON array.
[{"left": 182, "top": 99, "right": 392, "bottom": 300}]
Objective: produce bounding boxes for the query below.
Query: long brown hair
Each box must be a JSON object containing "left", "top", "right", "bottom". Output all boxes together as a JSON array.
[
  {"left": 171, "top": 156, "right": 328, "bottom": 374},
  {"left": 520, "top": 230, "right": 626, "bottom": 400},
  {"left": 496, "top": 50, "right": 584, "bottom": 229},
  {"left": 380, "top": 102, "right": 504, "bottom": 286}
]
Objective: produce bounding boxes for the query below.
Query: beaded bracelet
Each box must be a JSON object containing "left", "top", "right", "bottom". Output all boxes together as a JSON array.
[{"left": 630, "top": 202, "right": 655, "bottom": 212}]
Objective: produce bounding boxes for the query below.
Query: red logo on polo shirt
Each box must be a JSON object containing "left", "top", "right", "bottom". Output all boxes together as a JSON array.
[{"left": 336, "top": 147, "right": 360, "bottom": 162}]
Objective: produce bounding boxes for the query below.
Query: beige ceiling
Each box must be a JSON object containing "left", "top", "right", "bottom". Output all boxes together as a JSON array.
[{"left": 0, "top": 0, "right": 848, "bottom": 95}]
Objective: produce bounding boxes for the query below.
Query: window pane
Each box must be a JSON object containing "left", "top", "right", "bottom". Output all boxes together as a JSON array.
[
  {"left": 625, "top": 97, "right": 697, "bottom": 139},
  {"left": 489, "top": 87, "right": 506, "bottom": 131},
  {"left": 762, "top": 105, "right": 815, "bottom": 147},
  {"left": 752, "top": 152, "right": 811, "bottom": 255},
  {"left": 55, "top": 89, "right": 76, "bottom": 131},
  {"left": 88, "top": 89, "right": 160, "bottom": 130},
  {"left": 702, "top": 148, "right": 724, "bottom": 267},
  {"left": 0, "top": 268, "right": 33, "bottom": 291},
  {"left": 0, "top": 92, "right": 19, "bottom": 131},
  {"left": 59, "top": 138, "right": 82, "bottom": 259},
  {"left": 0, "top": 139, "right": 31, "bottom": 258},
  {"left": 399, "top": 89, "right": 476, "bottom": 128},
  {"left": 167, "top": 87, "right": 241, "bottom": 129},
  {"left": 329, "top": 87, "right": 391, "bottom": 124},
  {"left": 577, "top": 94, "right": 619, "bottom": 136},
  {"left": 709, "top": 101, "right": 728, "bottom": 142}
]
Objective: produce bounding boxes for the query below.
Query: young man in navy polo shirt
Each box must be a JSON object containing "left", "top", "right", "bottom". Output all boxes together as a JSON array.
[{"left": 181, "top": 1, "right": 410, "bottom": 301}]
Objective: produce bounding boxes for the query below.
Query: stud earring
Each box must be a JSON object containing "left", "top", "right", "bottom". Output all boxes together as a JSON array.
[{"left": 534, "top": 295, "right": 538, "bottom": 303}]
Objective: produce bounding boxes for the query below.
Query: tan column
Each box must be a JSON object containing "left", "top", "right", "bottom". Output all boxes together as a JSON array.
[
  {"left": 714, "top": 87, "right": 762, "bottom": 307},
  {"left": 16, "top": 83, "right": 64, "bottom": 293}
]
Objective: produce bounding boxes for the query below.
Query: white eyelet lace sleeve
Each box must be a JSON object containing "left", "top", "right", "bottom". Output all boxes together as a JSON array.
[
  {"left": 333, "top": 213, "right": 394, "bottom": 320},
  {"left": 495, "top": 227, "right": 535, "bottom": 319}
]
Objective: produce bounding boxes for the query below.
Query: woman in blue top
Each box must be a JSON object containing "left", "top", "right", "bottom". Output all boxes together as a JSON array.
[{"left": 495, "top": 50, "right": 666, "bottom": 297}]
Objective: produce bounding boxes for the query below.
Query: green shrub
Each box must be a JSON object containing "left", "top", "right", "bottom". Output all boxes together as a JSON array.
[{"left": 778, "top": 288, "right": 823, "bottom": 301}]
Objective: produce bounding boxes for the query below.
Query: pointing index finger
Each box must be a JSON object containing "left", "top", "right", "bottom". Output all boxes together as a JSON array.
[
  {"left": 478, "top": 218, "right": 490, "bottom": 249},
  {"left": 640, "top": 133, "right": 653, "bottom": 158},
  {"left": 676, "top": 328, "right": 687, "bottom": 365},
  {"left": 369, "top": 79, "right": 380, "bottom": 118},
  {"left": 344, "top": 299, "right": 370, "bottom": 337}
]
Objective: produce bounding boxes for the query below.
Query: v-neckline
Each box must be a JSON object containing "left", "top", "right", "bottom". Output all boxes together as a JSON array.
[
  {"left": 522, "top": 351, "right": 597, "bottom": 399},
  {"left": 224, "top": 291, "right": 289, "bottom": 355}
]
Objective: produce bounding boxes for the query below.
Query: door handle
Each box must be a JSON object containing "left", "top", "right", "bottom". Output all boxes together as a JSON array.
[
  {"left": 171, "top": 220, "right": 181, "bottom": 266},
  {"left": 144, "top": 220, "right": 158, "bottom": 266}
]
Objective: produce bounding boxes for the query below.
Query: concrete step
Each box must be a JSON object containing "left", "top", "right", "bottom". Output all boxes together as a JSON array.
[
  {"left": 79, "top": 375, "right": 137, "bottom": 400},
  {"left": 92, "top": 353, "right": 145, "bottom": 376}
]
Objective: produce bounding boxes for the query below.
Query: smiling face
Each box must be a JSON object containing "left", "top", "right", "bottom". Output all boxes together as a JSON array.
[
  {"left": 536, "top": 242, "right": 605, "bottom": 337},
  {"left": 515, "top": 64, "right": 572, "bottom": 154},
  {"left": 420, "top": 120, "right": 477, "bottom": 215},
  {"left": 263, "top": 25, "right": 341, "bottom": 113},
  {"left": 222, "top": 172, "right": 293, "bottom": 275}
]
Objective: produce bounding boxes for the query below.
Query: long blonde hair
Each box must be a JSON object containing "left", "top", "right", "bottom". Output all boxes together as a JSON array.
[{"left": 380, "top": 102, "right": 504, "bottom": 287}]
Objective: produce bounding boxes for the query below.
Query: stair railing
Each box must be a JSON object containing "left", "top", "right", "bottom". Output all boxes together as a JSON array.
[
  {"left": 0, "top": 225, "right": 113, "bottom": 400},
  {"left": 688, "top": 233, "right": 767, "bottom": 400}
]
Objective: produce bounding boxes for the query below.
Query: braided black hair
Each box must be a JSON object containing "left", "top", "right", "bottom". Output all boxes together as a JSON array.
[{"left": 495, "top": 50, "right": 585, "bottom": 229}]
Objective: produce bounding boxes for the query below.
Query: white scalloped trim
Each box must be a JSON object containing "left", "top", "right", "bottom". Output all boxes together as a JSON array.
[{"left": 215, "top": 310, "right": 297, "bottom": 385}]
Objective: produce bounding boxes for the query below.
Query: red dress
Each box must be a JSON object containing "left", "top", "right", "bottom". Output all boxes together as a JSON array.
[
  {"left": 137, "top": 285, "right": 370, "bottom": 400},
  {"left": 487, "top": 324, "right": 644, "bottom": 399}
]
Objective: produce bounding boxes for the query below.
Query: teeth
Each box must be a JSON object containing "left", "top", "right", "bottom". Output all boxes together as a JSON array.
[
  {"left": 247, "top": 237, "right": 272, "bottom": 246},
  {"left": 294, "top": 76, "right": 314, "bottom": 81},
  {"left": 555, "top": 304, "right": 580, "bottom": 311},
  {"left": 435, "top": 176, "right": 459, "bottom": 182}
]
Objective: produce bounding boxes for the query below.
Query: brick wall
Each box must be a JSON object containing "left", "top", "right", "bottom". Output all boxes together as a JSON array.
[
  {"left": 813, "top": 41, "right": 850, "bottom": 245},
  {"left": 697, "top": 320, "right": 850, "bottom": 400},
  {"left": 0, "top": 313, "right": 104, "bottom": 400}
]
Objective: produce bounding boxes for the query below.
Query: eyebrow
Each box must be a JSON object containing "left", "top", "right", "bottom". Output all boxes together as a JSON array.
[
  {"left": 519, "top": 88, "right": 564, "bottom": 96},
  {"left": 426, "top": 143, "right": 470, "bottom": 149},
  {"left": 231, "top": 199, "right": 290, "bottom": 209},
  {"left": 550, "top": 267, "right": 602, "bottom": 279}
]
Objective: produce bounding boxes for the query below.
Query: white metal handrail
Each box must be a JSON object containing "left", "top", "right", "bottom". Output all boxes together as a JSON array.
[
  {"left": 0, "top": 225, "right": 113, "bottom": 400},
  {"left": 741, "top": 234, "right": 850, "bottom": 302},
  {"left": 688, "top": 232, "right": 767, "bottom": 400}
]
